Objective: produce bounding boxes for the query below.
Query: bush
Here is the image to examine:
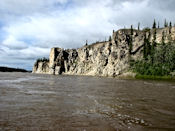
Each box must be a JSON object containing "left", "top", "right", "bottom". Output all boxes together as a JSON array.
[{"left": 36, "top": 57, "right": 49, "bottom": 63}]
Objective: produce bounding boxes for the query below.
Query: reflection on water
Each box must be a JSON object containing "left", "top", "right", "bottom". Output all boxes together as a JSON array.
[{"left": 0, "top": 72, "right": 175, "bottom": 131}]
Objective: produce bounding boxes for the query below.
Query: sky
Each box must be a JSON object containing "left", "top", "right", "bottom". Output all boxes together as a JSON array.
[{"left": 0, "top": 0, "right": 175, "bottom": 70}]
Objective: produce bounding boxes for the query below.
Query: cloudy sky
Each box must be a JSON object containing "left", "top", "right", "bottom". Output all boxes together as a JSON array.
[{"left": 0, "top": 0, "right": 174, "bottom": 70}]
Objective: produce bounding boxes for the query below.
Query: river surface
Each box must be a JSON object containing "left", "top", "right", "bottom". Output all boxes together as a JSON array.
[{"left": 0, "top": 72, "right": 175, "bottom": 131}]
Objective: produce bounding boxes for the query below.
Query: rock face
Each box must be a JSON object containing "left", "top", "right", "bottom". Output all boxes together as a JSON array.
[
  {"left": 32, "top": 27, "right": 175, "bottom": 77},
  {"left": 32, "top": 61, "right": 49, "bottom": 74}
]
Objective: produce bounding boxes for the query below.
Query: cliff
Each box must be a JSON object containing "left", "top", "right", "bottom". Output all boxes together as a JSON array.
[{"left": 32, "top": 27, "right": 175, "bottom": 77}]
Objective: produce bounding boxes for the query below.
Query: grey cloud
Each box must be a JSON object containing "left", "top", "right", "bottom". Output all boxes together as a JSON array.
[
  {"left": 0, "top": 0, "right": 68, "bottom": 15},
  {"left": 0, "top": 48, "right": 4, "bottom": 53},
  {"left": 148, "top": 0, "right": 175, "bottom": 11}
]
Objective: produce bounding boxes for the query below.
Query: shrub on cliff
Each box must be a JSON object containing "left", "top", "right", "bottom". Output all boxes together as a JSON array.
[{"left": 36, "top": 57, "right": 49, "bottom": 63}]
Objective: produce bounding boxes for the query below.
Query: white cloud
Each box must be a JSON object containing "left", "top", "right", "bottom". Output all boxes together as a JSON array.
[{"left": 2, "top": 35, "right": 28, "bottom": 49}]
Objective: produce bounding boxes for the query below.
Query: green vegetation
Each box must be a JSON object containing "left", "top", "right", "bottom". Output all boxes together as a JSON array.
[
  {"left": 130, "top": 20, "right": 175, "bottom": 80},
  {"left": 109, "top": 36, "right": 112, "bottom": 41},
  {"left": 138, "top": 22, "right": 140, "bottom": 30},
  {"left": 131, "top": 41, "right": 175, "bottom": 78},
  {"left": 85, "top": 40, "right": 88, "bottom": 46},
  {"left": 0, "top": 66, "right": 28, "bottom": 72},
  {"left": 152, "top": 19, "right": 156, "bottom": 29},
  {"left": 169, "top": 21, "right": 172, "bottom": 28},
  {"left": 36, "top": 57, "right": 49, "bottom": 63},
  {"left": 131, "top": 25, "right": 133, "bottom": 35},
  {"left": 164, "top": 19, "right": 168, "bottom": 27},
  {"left": 135, "top": 75, "right": 175, "bottom": 81}
]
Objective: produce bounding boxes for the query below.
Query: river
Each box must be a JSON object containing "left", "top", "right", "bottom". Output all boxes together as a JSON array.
[{"left": 0, "top": 72, "right": 175, "bottom": 131}]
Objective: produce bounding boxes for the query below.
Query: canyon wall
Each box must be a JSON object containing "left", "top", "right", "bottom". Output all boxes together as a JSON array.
[{"left": 32, "top": 27, "right": 175, "bottom": 77}]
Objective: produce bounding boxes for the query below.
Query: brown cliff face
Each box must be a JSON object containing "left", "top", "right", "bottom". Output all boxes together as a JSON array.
[{"left": 32, "top": 27, "right": 175, "bottom": 77}]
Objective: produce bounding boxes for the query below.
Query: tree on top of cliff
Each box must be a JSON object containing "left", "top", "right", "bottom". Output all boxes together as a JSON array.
[
  {"left": 138, "top": 22, "right": 140, "bottom": 30},
  {"left": 169, "top": 21, "right": 172, "bottom": 34},
  {"left": 109, "top": 36, "right": 112, "bottom": 41},
  {"left": 169, "top": 21, "right": 172, "bottom": 27},
  {"left": 164, "top": 19, "right": 168, "bottom": 27},
  {"left": 36, "top": 57, "right": 49, "bottom": 63},
  {"left": 150, "top": 28, "right": 157, "bottom": 65},
  {"left": 131, "top": 25, "right": 133, "bottom": 35},
  {"left": 152, "top": 19, "right": 156, "bottom": 29},
  {"left": 85, "top": 40, "right": 88, "bottom": 46}
]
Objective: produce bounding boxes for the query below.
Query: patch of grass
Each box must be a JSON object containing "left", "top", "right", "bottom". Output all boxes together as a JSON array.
[{"left": 135, "top": 74, "right": 175, "bottom": 81}]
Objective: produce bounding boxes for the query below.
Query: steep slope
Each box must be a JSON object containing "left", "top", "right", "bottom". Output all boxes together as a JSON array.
[{"left": 32, "top": 27, "right": 175, "bottom": 77}]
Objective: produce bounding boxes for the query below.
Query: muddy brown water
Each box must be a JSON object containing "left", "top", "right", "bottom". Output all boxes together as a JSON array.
[{"left": 0, "top": 72, "right": 175, "bottom": 131}]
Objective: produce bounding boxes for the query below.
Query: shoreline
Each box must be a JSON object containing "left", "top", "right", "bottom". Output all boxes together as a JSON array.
[
  {"left": 0, "top": 66, "right": 30, "bottom": 72},
  {"left": 30, "top": 71, "right": 175, "bottom": 81}
]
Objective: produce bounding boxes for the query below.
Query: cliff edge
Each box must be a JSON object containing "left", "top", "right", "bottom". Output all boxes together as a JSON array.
[{"left": 32, "top": 27, "right": 175, "bottom": 77}]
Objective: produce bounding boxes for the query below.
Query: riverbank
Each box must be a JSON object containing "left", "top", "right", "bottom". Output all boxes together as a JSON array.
[
  {"left": 33, "top": 71, "right": 175, "bottom": 81},
  {"left": 0, "top": 66, "right": 29, "bottom": 72},
  {"left": 135, "top": 74, "right": 175, "bottom": 81}
]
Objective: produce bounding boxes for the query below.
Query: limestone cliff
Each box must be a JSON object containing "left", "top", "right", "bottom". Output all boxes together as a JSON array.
[{"left": 32, "top": 27, "right": 175, "bottom": 77}]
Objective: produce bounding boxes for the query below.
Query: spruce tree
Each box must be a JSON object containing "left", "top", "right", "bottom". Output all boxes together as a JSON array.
[
  {"left": 143, "top": 31, "right": 151, "bottom": 60},
  {"left": 109, "top": 36, "right": 112, "bottom": 41},
  {"left": 147, "top": 31, "right": 151, "bottom": 57},
  {"left": 131, "top": 25, "right": 133, "bottom": 35},
  {"left": 161, "top": 31, "right": 166, "bottom": 63},
  {"left": 152, "top": 19, "right": 156, "bottom": 29},
  {"left": 169, "top": 21, "right": 172, "bottom": 34},
  {"left": 164, "top": 19, "right": 168, "bottom": 27},
  {"left": 138, "top": 22, "right": 140, "bottom": 30},
  {"left": 85, "top": 40, "right": 88, "bottom": 46},
  {"left": 143, "top": 33, "right": 147, "bottom": 60},
  {"left": 169, "top": 21, "right": 172, "bottom": 27},
  {"left": 152, "top": 29, "right": 157, "bottom": 47},
  {"left": 151, "top": 29, "right": 157, "bottom": 64}
]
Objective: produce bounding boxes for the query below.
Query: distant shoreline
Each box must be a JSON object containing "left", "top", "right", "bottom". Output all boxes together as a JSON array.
[{"left": 0, "top": 66, "right": 30, "bottom": 72}]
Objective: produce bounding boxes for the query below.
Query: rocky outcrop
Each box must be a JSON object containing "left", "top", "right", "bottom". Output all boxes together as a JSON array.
[
  {"left": 32, "top": 61, "right": 49, "bottom": 74},
  {"left": 32, "top": 27, "right": 175, "bottom": 77}
]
